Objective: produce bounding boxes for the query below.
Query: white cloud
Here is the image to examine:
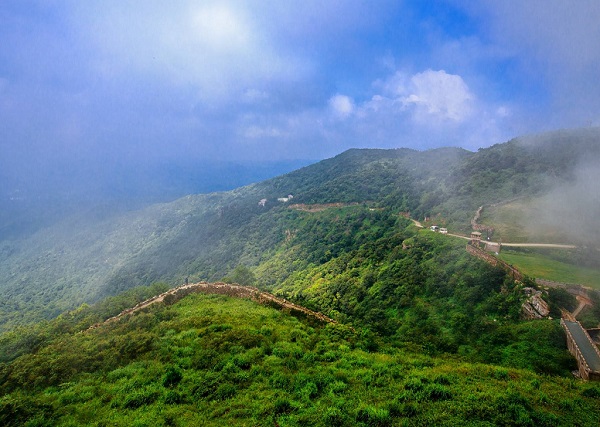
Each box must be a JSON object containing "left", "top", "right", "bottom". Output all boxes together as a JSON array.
[
  {"left": 317, "top": 68, "right": 510, "bottom": 151},
  {"left": 329, "top": 94, "right": 354, "bottom": 118},
  {"left": 75, "top": 1, "right": 311, "bottom": 104},
  {"left": 401, "top": 69, "right": 474, "bottom": 122},
  {"left": 365, "top": 69, "right": 475, "bottom": 123},
  {"left": 243, "top": 125, "right": 285, "bottom": 139}
]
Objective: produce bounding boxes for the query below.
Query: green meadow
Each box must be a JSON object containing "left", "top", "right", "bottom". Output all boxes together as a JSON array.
[{"left": 499, "top": 250, "right": 600, "bottom": 289}]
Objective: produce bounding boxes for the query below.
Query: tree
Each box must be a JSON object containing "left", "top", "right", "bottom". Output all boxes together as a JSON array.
[{"left": 223, "top": 265, "right": 256, "bottom": 286}]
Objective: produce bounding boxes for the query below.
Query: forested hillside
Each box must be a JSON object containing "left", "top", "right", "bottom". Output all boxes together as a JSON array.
[
  {"left": 0, "top": 128, "right": 599, "bottom": 329},
  {"left": 1, "top": 128, "right": 600, "bottom": 425}
]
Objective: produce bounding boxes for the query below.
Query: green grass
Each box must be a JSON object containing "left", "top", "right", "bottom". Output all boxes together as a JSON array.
[
  {"left": 480, "top": 198, "right": 574, "bottom": 244},
  {"left": 2, "top": 293, "right": 600, "bottom": 426},
  {"left": 499, "top": 251, "right": 600, "bottom": 289},
  {"left": 479, "top": 199, "right": 535, "bottom": 243}
]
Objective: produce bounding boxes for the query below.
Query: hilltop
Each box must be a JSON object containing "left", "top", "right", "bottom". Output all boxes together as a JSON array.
[{"left": 1, "top": 289, "right": 599, "bottom": 426}]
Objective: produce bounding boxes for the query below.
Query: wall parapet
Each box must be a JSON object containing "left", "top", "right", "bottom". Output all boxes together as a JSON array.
[
  {"left": 88, "top": 281, "right": 338, "bottom": 331},
  {"left": 466, "top": 244, "right": 523, "bottom": 282}
]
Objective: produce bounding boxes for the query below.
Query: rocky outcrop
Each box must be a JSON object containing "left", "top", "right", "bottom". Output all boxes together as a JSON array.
[{"left": 521, "top": 287, "right": 550, "bottom": 319}]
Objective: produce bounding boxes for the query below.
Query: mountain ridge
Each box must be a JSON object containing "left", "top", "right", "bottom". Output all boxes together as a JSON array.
[{"left": 0, "top": 127, "right": 599, "bottom": 329}]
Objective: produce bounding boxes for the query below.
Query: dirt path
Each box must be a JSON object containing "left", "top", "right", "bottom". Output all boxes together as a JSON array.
[
  {"left": 411, "top": 219, "right": 423, "bottom": 228},
  {"left": 572, "top": 294, "right": 594, "bottom": 318},
  {"left": 446, "top": 232, "right": 469, "bottom": 240}
]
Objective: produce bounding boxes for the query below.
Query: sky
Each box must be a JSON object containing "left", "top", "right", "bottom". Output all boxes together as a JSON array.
[{"left": 2, "top": 0, "right": 600, "bottom": 198}]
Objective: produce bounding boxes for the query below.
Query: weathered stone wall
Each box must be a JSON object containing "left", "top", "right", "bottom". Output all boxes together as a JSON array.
[
  {"left": 88, "top": 281, "right": 338, "bottom": 331},
  {"left": 466, "top": 244, "right": 523, "bottom": 281}
]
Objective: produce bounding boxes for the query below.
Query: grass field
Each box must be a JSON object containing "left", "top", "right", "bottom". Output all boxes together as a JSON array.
[{"left": 499, "top": 250, "right": 600, "bottom": 289}]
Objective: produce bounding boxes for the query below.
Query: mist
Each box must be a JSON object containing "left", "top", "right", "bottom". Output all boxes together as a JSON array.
[
  {"left": 0, "top": 158, "right": 313, "bottom": 241},
  {"left": 528, "top": 161, "right": 600, "bottom": 247}
]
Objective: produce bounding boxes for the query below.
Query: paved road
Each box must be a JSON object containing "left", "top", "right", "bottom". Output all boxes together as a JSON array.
[
  {"left": 501, "top": 243, "right": 577, "bottom": 249},
  {"left": 439, "top": 231, "right": 577, "bottom": 249},
  {"left": 563, "top": 320, "right": 600, "bottom": 372}
]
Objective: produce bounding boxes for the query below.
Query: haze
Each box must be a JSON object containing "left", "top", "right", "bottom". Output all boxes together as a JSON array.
[{"left": 2, "top": 1, "right": 600, "bottom": 212}]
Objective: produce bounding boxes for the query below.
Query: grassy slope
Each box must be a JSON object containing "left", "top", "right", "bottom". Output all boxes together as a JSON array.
[
  {"left": 479, "top": 198, "right": 571, "bottom": 244},
  {"left": 499, "top": 251, "right": 600, "bottom": 289},
  {"left": 1, "top": 293, "right": 599, "bottom": 427}
]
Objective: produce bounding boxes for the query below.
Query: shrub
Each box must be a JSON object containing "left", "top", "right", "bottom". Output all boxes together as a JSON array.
[
  {"left": 582, "top": 386, "right": 600, "bottom": 398},
  {"left": 355, "top": 406, "right": 391, "bottom": 427},
  {"left": 433, "top": 374, "right": 452, "bottom": 385},
  {"left": 531, "top": 410, "right": 559, "bottom": 427},
  {"left": 121, "top": 388, "right": 160, "bottom": 409},
  {"left": 162, "top": 366, "right": 182, "bottom": 388},
  {"left": 273, "top": 398, "right": 295, "bottom": 415},
  {"left": 387, "top": 401, "right": 419, "bottom": 418},
  {"left": 404, "top": 377, "right": 425, "bottom": 392},
  {"left": 324, "top": 406, "right": 352, "bottom": 427},
  {"left": 425, "top": 383, "right": 452, "bottom": 401},
  {"left": 163, "top": 390, "right": 183, "bottom": 405},
  {"left": 214, "top": 383, "right": 237, "bottom": 400},
  {"left": 492, "top": 368, "right": 509, "bottom": 380},
  {"left": 269, "top": 372, "right": 293, "bottom": 391},
  {"left": 299, "top": 381, "right": 318, "bottom": 400}
]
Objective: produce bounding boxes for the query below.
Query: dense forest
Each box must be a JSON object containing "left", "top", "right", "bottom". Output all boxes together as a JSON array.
[
  {"left": 1, "top": 129, "right": 600, "bottom": 425},
  {"left": 2, "top": 128, "right": 600, "bottom": 329}
]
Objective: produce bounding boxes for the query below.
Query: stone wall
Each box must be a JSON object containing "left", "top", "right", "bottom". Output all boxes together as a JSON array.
[
  {"left": 466, "top": 244, "right": 523, "bottom": 282},
  {"left": 561, "top": 319, "right": 600, "bottom": 381},
  {"left": 89, "top": 281, "right": 338, "bottom": 331}
]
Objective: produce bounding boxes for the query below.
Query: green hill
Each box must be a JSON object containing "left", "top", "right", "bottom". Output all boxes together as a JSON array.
[
  {"left": 1, "top": 291, "right": 599, "bottom": 426},
  {"left": 2, "top": 128, "right": 600, "bottom": 425},
  {"left": 1, "top": 128, "right": 600, "bottom": 328}
]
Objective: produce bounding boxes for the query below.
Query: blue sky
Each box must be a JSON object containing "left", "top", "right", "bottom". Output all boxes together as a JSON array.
[{"left": 2, "top": 0, "right": 600, "bottom": 191}]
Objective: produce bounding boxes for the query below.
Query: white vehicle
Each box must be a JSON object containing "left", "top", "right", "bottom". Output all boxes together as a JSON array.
[
  {"left": 440, "top": 228, "right": 448, "bottom": 234},
  {"left": 430, "top": 226, "right": 439, "bottom": 232}
]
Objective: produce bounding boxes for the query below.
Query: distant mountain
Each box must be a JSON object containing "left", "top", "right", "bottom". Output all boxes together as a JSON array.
[
  {"left": 1, "top": 128, "right": 599, "bottom": 329},
  {"left": 0, "top": 159, "right": 314, "bottom": 241}
]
